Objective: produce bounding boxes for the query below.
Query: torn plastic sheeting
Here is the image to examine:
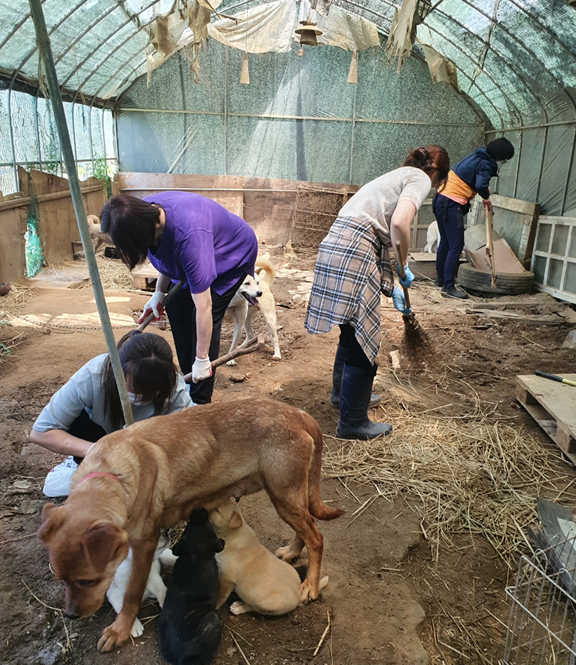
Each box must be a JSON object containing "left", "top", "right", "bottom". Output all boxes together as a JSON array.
[
  {"left": 207, "top": 0, "right": 379, "bottom": 54},
  {"left": 386, "top": 0, "right": 431, "bottom": 72},
  {"left": 421, "top": 43, "right": 460, "bottom": 92}
]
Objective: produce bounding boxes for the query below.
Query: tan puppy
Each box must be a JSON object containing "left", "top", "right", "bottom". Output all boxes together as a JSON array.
[
  {"left": 87, "top": 214, "right": 113, "bottom": 253},
  {"left": 37, "top": 398, "right": 343, "bottom": 652},
  {"left": 209, "top": 500, "right": 328, "bottom": 616}
]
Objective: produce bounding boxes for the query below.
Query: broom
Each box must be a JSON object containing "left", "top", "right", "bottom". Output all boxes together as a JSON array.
[{"left": 395, "top": 240, "right": 430, "bottom": 361}]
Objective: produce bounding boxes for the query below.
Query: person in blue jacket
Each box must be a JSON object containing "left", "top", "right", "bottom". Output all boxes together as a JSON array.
[{"left": 433, "top": 138, "right": 515, "bottom": 299}]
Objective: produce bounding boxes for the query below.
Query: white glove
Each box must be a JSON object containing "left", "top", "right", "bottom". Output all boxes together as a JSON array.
[
  {"left": 192, "top": 356, "right": 213, "bottom": 383},
  {"left": 137, "top": 291, "right": 165, "bottom": 324}
]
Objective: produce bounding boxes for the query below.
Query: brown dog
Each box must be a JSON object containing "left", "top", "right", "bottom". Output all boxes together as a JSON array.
[{"left": 38, "top": 398, "right": 343, "bottom": 652}]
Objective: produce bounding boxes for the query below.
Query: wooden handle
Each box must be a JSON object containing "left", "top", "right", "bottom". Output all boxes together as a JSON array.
[
  {"left": 137, "top": 280, "right": 185, "bottom": 332},
  {"left": 183, "top": 334, "right": 264, "bottom": 383},
  {"left": 394, "top": 240, "right": 411, "bottom": 310},
  {"left": 484, "top": 205, "right": 497, "bottom": 289}
]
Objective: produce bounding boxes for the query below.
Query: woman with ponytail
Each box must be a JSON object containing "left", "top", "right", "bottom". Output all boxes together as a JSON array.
[{"left": 305, "top": 145, "right": 450, "bottom": 440}]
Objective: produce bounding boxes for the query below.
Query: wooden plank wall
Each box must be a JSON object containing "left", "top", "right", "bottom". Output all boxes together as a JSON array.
[
  {"left": 117, "top": 172, "right": 360, "bottom": 247},
  {"left": 0, "top": 169, "right": 108, "bottom": 283}
]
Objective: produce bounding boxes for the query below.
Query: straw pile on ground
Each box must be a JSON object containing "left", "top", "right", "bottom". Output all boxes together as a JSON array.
[
  {"left": 323, "top": 374, "right": 572, "bottom": 570},
  {"left": 0, "top": 284, "right": 33, "bottom": 363},
  {"left": 89, "top": 256, "right": 133, "bottom": 291}
]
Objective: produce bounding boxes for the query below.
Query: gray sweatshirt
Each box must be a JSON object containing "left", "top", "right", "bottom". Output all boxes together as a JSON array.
[{"left": 33, "top": 353, "right": 193, "bottom": 434}]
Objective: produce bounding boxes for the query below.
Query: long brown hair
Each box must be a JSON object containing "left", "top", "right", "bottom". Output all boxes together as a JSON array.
[
  {"left": 102, "top": 330, "right": 178, "bottom": 429},
  {"left": 101, "top": 195, "right": 160, "bottom": 270},
  {"left": 403, "top": 145, "right": 450, "bottom": 189}
]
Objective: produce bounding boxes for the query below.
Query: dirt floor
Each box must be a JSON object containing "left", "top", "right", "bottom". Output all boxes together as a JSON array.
[{"left": 2, "top": 246, "right": 576, "bottom": 665}]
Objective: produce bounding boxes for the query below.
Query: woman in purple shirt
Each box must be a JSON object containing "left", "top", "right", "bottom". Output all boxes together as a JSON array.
[{"left": 102, "top": 192, "right": 258, "bottom": 404}]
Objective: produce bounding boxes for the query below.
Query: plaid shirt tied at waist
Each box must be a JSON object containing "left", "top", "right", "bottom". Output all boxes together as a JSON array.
[{"left": 304, "top": 216, "right": 394, "bottom": 364}]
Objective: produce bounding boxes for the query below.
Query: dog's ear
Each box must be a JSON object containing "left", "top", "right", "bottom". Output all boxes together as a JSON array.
[
  {"left": 81, "top": 524, "right": 128, "bottom": 573},
  {"left": 37, "top": 503, "right": 64, "bottom": 543},
  {"left": 254, "top": 266, "right": 263, "bottom": 276},
  {"left": 228, "top": 511, "right": 243, "bottom": 529}
]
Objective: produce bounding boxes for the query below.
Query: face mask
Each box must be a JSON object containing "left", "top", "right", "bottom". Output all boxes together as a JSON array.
[{"left": 127, "top": 391, "right": 151, "bottom": 406}]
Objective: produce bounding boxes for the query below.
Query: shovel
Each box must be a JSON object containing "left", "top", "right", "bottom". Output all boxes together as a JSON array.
[{"left": 137, "top": 279, "right": 185, "bottom": 332}]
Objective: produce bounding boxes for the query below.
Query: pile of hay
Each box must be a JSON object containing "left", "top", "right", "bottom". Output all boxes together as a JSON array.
[
  {"left": 323, "top": 375, "right": 571, "bottom": 569},
  {"left": 0, "top": 284, "right": 33, "bottom": 362},
  {"left": 89, "top": 256, "right": 133, "bottom": 291}
]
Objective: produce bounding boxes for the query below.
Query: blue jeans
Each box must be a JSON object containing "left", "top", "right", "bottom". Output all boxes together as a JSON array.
[{"left": 433, "top": 194, "right": 467, "bottom": 289}]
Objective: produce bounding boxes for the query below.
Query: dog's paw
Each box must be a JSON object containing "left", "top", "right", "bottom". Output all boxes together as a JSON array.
[
  {"left": 226, "top": 359, "right": 237, "bottom": 367},
  {"left": 97, "top": 621, "right": 131, "bottom": 652},
  {"left": 272, "top": 353, "right": 281, "bottom": 361},
  {"left": 131, "top": 618, "right": 144, "bottom": 638},
  {"left": 230, "top": 601, "right": 249, "bottom": 616},
  {"left": 299, "top": 579, "right": 319, "bottom": 604},
  {"left": 275, "top": 545, "right": 299, "bottom": 562}
]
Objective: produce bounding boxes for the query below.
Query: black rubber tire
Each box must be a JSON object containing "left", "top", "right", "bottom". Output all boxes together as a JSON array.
[{"left": 457, "top": 262, "right": 534, "bottom": 295}]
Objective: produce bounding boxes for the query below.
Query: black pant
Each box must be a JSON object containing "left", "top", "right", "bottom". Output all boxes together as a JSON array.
[
  {"left": 68, "top": 409, "right": 106, "bottom": 464},
  {"left": 433, "top": 194, "right": 467, "bottom": 289},
  {"left": 338, "top": 324, "right": 375, "bottom": 372},
  {"left": 165, "top": 276, "right": 245, "bottom": 404}
]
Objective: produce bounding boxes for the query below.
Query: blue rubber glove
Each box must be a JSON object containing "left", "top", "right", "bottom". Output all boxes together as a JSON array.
[
  {"left": 396, "top": 262, "right": 414, "bottom": 289},
  {"left": 392, "top": 287, "right": 412, "bottom": 317}
]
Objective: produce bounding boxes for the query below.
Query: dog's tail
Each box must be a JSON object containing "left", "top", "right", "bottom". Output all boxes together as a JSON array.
[
  {"left": 302, "top": 412, "right": 345, "bottom": 522},
  {"left": 255, "top": 256, "right": 276, "bottom": 283},
  {"left": 87, "top": 214, "right": 100, "bottom": 227}
]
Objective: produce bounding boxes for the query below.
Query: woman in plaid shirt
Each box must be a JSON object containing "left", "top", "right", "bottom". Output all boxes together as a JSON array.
[{"left": 305, "top": 146, "right": 450, "bottom": 440}]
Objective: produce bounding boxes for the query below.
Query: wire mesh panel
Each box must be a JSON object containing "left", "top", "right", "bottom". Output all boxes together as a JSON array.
[
  {"left": 504, "top": 539, "right": 576, "bottom": 664},
  {"left": 290, "top": 184, "right": 348, "bottom": 248}
]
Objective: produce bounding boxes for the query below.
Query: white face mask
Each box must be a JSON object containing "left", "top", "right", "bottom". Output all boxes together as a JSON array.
[{"left": 127, "top": 391, "right": 151, "bottom": 406}]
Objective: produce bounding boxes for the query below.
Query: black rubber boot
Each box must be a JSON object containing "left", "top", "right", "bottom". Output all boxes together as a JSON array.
[
  {"left": 336, "top": 365, "right": 392, "bottom": 440},
  {"left": 434, "top": 274, "right": 443, "bottom": 287},
  {"left": 441, "top": 285, "right": 469, "bottom": 299},
  {"left": 330, "top": 344, "right": 380, "bottom": 408}
]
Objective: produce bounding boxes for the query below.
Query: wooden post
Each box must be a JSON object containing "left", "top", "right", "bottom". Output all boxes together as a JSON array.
[{"left": 484, "top": 204, "right": 498, "bottom": 289}]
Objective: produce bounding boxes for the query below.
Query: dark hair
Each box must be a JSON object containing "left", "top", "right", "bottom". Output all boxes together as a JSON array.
[
  {"left": 403, "top": 145, "right": 450, "bottom": 189},
  {"left": 486, "top": 138, "right": 515, "bottom": 161},
  {"left": 101, "top": 195, "right": 160, "bottom": 270},
  {"left": 102, "top": 330, "right": 177, "bottom": 429}
]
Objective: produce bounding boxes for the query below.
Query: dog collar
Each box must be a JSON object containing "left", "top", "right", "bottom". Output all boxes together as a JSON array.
[{"left": 80, "top": 472, "right": 121, "bottom": 485}]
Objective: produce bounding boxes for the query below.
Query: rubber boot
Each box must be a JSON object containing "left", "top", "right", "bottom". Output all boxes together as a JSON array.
[
  {"left": 330, "top": 344, "right": 380, "bottom": 408},
  {"left": 336, "top": 364, "right": 392, "bottom": 440},
  {"left": 434, "top": 274, "right": 443, "bottom": 287}
]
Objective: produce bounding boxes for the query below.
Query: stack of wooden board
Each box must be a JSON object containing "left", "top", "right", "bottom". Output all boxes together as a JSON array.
[{"left": 516, "top": 373, "right": 576, "bottom": 464}]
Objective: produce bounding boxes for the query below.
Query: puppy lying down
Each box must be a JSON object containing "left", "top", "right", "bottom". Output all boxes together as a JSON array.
[{"left": 162, "top": 500, "right": 328, "bottom": 617}]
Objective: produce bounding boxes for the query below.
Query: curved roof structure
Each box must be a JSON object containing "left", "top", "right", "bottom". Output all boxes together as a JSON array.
[{"left": 0, "top": 0, "right": 575, "bottom": 130}]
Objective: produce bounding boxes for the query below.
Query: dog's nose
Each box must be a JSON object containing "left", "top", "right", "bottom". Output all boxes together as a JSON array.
[
  {"left": 65, "top": 610, "right": 80, "bottom": 620},
  {"left": 256, "top": 291, "right": 262, "bottom": 297}
]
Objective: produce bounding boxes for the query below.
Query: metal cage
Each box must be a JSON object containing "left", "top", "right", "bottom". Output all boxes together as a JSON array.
[{"left": 504, "top": 536, "right": 576, "bottom": 664}]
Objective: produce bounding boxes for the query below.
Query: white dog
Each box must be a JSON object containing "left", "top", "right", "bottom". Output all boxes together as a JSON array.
[
  {"left": 87, "top": 214, "right": 113, "bottom": 253},
  {"left": 106, "top": 534, "right": 169, "bottom": 637},
  {"left": 424, "top": 221, "right": 441, "bottom": 253},
  {"left": 226, "top": 256, "right": 281, "bottom": 361}
]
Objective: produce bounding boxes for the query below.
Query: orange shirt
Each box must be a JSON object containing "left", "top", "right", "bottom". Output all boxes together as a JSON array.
[{"left": 438, "top": 170, "right": 476, "bottom": 205}]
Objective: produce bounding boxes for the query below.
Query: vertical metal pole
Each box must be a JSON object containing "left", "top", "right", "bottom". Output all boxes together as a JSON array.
[
  {"left": 349, "top": 51, "right": 358, "bottom": 185},
  {"left": 561, "top": 126, "right": 576, "bottom": 215},
  {"left": 29, "top": 0, "right": 134, "bottom": 427},
  {"left": 512, "top": 130, "right": 523, "bottom": 199},
  {"left": 534, "top": 126, "right": 548, "bottom": 203},
  {"left": 224, "top": 46, "right": 228, "bottom": 175},
  {"left": 7, "top": 88, "right": 19, "bottom": 192},
  {"left": 34, "top": 93, "right": 43, "bottom": 172}
]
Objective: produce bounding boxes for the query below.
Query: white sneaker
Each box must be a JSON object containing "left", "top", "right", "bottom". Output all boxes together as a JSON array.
[{"left": 43, "top": 456, "right": 79, "bottom": 497}]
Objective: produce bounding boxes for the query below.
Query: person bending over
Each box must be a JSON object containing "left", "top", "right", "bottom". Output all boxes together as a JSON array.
[
  {"left": 433, "top": 138, "right": 515, "bottom": 299},
  {"left": 305, "top": 145, "right": 450, "bottom": 440},
  {"left": 30, "top": 330, "right": 193, "bottom": 496},
  {"left": 100, "top": 192, "right": 258, "bottom": 404}
]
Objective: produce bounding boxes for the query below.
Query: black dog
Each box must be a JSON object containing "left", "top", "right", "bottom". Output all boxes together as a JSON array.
[{"left": 157, "top": 509, "right": 225, "bottom": 665}]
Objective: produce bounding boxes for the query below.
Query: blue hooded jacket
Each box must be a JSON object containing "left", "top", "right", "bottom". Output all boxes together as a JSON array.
[{"left": 451, "top": 147, "right": 498, "bottom": 200}]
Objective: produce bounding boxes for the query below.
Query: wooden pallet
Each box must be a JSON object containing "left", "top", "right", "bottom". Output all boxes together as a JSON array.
[
  {"left": 516, "top": 374, "right": 576, "bottom": 464},
  {"left": 131, "top": 263, "right": 159, "bottom": 290}
]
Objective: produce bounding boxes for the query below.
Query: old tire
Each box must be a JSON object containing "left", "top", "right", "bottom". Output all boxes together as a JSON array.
[{"left": 457, "top": 262, "right": 534, "bottom": 295}]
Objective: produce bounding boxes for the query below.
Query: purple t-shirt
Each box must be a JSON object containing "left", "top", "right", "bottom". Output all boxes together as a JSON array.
[{"left": 143, "top": 192, "right": 258, "bottom": 295}]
